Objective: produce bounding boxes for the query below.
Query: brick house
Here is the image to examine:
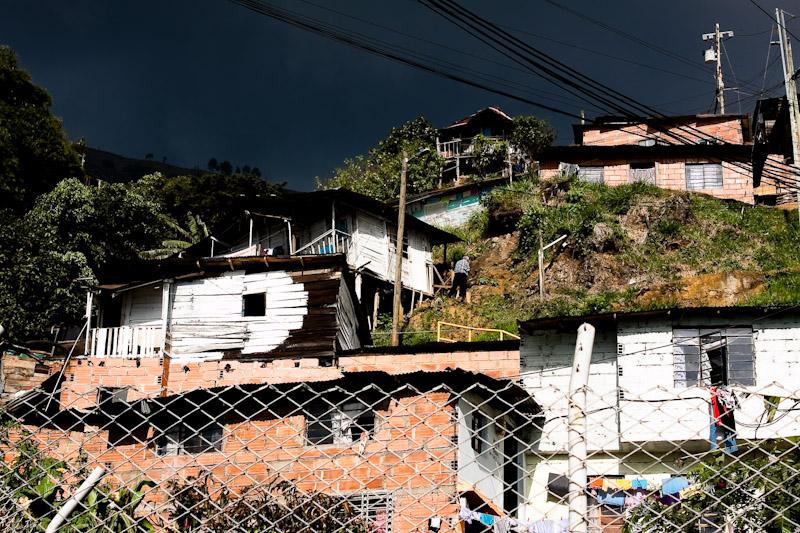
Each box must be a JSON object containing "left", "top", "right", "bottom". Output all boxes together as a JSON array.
[
  {"left": 7, "top": 369, "right": 539, "bottom": 533},
  {"left": 538, "top": 114, "right": 768, "bottom": 204}
]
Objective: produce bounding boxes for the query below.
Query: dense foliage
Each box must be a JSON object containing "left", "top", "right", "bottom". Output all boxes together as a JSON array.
[
  {"left": 0, "top": 46, "right": 82, "bottom": 213},
  {"left": 320, "top": 116, "right": 444, "bottom": 201},
  {"left": 510, "top": 115, "right": 556, "bottom": 162},
  {"left": 625, "top": 444, "right": 800, "bottom": 533}
]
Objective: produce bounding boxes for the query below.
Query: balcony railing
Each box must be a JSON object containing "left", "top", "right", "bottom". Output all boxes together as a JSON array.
[
  {"left": 293, "top": 229, "right": 352, "bottom": 256},
  {"left": 88, "top": 326, "right": 164, "bottom": 357}
]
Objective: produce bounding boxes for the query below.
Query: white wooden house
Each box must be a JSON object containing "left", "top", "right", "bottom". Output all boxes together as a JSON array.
[
  {"left": 85, "top": 255, "right": 369, "bottom": 362},
  {"left": 184, "top": 190, "right": 460, "bottom": 325},
  {"left": 515, "top": 306, "right": 800, "bottom": 520}
]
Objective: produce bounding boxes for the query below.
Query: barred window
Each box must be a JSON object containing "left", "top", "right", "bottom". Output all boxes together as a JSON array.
[
  {"left": 673, "top": 327, "right": 754, "bottom": 387},
  {"left": 577, "top": 166, "right": 605, "bottom": 184},
  {"left": 156, "top": 421, "right": 224, "bottom": 455},
  {"left": 346, "top": 492, "right": 394, "bottom": 533},
  {"left": 306, "top": 400, "right": 376, "bottom": 445},
  {"left": 471, "top": 410, "right": 489, "bottom": 454},
  {"left": 686, "top": 163, "right": 723, "bottom": 190}
]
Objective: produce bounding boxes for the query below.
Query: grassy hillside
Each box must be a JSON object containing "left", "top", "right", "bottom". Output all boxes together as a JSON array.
[{"left": 397, "top": 176, "right": 800, "bottom": 344}]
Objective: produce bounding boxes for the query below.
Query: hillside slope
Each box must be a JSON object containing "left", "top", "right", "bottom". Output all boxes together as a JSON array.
[{"left": 401, "top": 177, "right": 800, "bottom": 343}]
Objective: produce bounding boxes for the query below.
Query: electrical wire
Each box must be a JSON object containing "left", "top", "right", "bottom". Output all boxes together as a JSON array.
[
  {"left": 419, "top": 0, "right": 800, "bottom": 192},
  {"left": 747, "top": 0, "right": 800, "bottom": 43}
]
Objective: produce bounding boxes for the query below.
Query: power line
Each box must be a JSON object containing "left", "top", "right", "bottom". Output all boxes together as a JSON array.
[
  {"left": 747, "top": 0, "right": 800, "bottom": 42},
  {"left": 420, "top": 0, "right": 800, "bottom": 191}
]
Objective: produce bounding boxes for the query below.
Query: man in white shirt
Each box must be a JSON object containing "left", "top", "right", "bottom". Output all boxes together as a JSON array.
[{"left": 449, "top": 255, "right": 470, "bottom": 300}]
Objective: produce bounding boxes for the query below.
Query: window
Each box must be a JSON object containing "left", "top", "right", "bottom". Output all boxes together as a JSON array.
[
  {"left": 471, "top": 411, "right": 489, "bottom": 454},
  {"left": 673, "top": 327, "right": 754, "bottom": 387},
  {"left": 686, "top": 163, "right": 723, "bottom": 190},
  {"left": 306, "top": 400, "right": 376, "bottom": 445},
  {"left": 97, "top": 387, "right": 128, "bottom": 405},
  {"left": 156, "top": 421, "right": 224, "bottom": 455},
  {"left": 577, "top": 166, "right": 604, "bottom": 184},
  {"left": 243, "top": 292, "right": 266, "bottom": 316},
  {"left": 629, "top": 162, "right": 656, "bottom": 184},
  {"left": 388, "top": 230, "right": 409, "bottom": 260},
  {"left": 346, "top": 493, "right": 394, "bottom": 533}
]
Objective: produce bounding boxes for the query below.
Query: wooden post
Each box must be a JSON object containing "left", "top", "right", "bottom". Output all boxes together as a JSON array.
[
  {"left": 372, "top": 289, "right": 380, "bottom": 332},
  {"left": 568, "top": 323, "right": 595, "bottom": 533},
  {"left": 391, "top": 152, "right": 408, "bottom": 346},
  {"left": 331, "top": 201, "right": 336, "bottom": 253},
  {"left": 538, "top": 230, "right": 545, "bottom": 298}
]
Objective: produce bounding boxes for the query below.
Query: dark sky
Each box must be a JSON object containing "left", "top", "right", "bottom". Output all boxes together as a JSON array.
[{"left": 2, "top": 0, "right": 797, "bottom": 190}]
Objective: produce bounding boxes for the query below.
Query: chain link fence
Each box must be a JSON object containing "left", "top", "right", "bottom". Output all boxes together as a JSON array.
[{"left": 0, "top": 359, "right": 799, "bottom": 532}]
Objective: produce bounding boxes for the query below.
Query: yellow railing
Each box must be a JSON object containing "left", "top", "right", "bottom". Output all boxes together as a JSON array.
[{"left": 436, "top": 321, "right": 520, "bottom": 343}]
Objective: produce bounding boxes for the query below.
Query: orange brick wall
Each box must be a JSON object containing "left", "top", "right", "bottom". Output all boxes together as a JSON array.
[
  {"left": 58, "top": 347, "right": 521, "bottom": 409},
  {"left": 581, "top": 117, "right": 745, "bottom": 146},
  {"left": 540, "top": 158, "right": 754, "bottom": 203},
  {"left": 6, "top": 392, "right": 460, "bottom": 533}
]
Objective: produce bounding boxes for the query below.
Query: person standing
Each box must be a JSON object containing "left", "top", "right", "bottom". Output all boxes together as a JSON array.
[{"left": 449, "top": 255, "right": 470, "bottom": 300}]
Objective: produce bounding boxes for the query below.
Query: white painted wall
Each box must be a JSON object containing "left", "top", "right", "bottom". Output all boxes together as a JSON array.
[
  {"left": 457, "top": 394, "right": 507, "bottom": 511},
  {"left": 353, "top": 211, "right": 433, "bottom": 294},
  {"left": 121, "top": 286, "right": 163, "bottom": 326},
  {"left": 521, "top": 315, "right": 800, "bottom": 451},
  {"left": 410, "top": 200, "right": 484, "bottom": 228},
  {"left": 520, "top": 329, "right": 619, "bottom": 452}
]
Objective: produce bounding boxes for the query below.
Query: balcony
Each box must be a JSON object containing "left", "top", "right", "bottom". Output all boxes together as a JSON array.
[
  {"left": 88, "top": 326, "right": 164, "bottom": 357},
  {"left": 293, "top": 229, "right": 352, "bottom": 256}
]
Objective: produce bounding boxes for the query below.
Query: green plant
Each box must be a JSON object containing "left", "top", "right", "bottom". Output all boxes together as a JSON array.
[
  {"left": 470, "top": 134, "right": 509, "bottom": 178},
  {"left": 510, "top": 115, "right": 555, "bottom": 163},
  {"left": 624, "top": 444, "right": 800, "bottom": 533}
]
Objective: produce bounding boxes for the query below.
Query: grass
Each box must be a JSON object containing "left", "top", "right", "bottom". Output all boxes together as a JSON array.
[{"left": 397, "top": 177, "right": 800, "bottom": 345}]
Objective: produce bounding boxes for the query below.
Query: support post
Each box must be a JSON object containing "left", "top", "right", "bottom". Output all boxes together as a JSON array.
[
  {"left": 248, "top": 216, "right": 254, "bottom": 248},
  {"left": 372, "top": 289, "right": 380, "bottom": 332},
  {"left": 45, "top": 466, "right": 106, "bottom": 533},
  {"left": 776, "top": 8, "right": 800, "bottom": 217},
  {"left": 391, "top": 153, "right": 408, "bottom": 347},
  {"left": 538, "top": 230, "right": 545, "bottom": 298},
  {"left": 702, "top": 23, "right": 734, "bottom": 115},
  {"left": 568, "top": 323, "right": 595, "bottom": 533}
]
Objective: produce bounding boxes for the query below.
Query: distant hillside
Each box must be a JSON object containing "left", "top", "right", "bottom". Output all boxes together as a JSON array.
[
  {"left": 397, "top": 177, "right": 800, "bottom": 344},
  {"left": 83, "top": 147, "right": 201, "bottom": 182}
]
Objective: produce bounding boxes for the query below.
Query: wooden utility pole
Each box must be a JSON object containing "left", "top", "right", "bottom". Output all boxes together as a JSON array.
[
  {"left": 391, "top": 152, "right": 408, "bottom": 347},
  {"left": 776, "top": 7, "right": 800, "bottom": 217},
  {"left": 702, "top": 23, "right": 734, "bottom": 115}
]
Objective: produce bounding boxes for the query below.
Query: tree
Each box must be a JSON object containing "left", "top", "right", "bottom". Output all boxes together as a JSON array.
[
  {"left": 218, "top": 160, "right": 233, "bottom": 175},
  {"left": 207, "top": 158, "right": 218, "bottom": 172},
  {"left": 141, "top": 212, "right": 210, "bottom": 259},
  {"left": 470, "top": 134, "right": 509, "bottom": 179},
  {"left": 320, "top": 116, "right": 444, "bottom": 202},
  {"left": 510, "top": 115, "right": 555, "bottom": 164},
  {"left": 0, "top": 46, "right": 82, "bottom": 213},
  {"left": 134, "top": 172, "right": 285, "bottom": 234},
  {"left": 0, "top": 178, "right": 169, "bottom": 341}
]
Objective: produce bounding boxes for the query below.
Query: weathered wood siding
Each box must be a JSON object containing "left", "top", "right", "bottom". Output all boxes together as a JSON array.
[
  {"left": 121, "top": 287, "right": 162, "bottom": 326},
  {"left": 353, "top": 212, "right": 433, "bottom": 294},
  {"left": 119, "top": 267, "right": 361, "bottom": 361},
  {"left": 168, "top": 271, "right": 308, "bottom": 360}
]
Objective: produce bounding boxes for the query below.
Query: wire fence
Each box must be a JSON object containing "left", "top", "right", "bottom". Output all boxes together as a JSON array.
[{"left": 0, "top": 360, "right": 799, "bottom": 533}]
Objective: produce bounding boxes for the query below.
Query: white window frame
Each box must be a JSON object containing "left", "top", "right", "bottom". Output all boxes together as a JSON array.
[{"left": 686, "top": 163, "right": 723, "bottom": 190}]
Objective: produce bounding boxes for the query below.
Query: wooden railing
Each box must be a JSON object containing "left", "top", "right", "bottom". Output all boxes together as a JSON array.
[
  {"left": 293, "top": 229, "right": 352, "bottom": 256},
  {"left": 436, "top": 321, "right": 520, "bottom": 343},
  {"left": 89, "top": 326, "right": 163, "bottom": 357}
]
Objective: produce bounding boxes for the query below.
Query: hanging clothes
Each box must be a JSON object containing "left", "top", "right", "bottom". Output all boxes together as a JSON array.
[{"left": 709, "top": 386, "right": 738, "bottom": 453}]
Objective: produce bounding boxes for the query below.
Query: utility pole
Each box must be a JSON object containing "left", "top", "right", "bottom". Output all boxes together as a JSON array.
[
  {"left": 391, "top": 152, "right": 408, "bottom": 347},
  {"left": 776, "top": 9, "right": 800, "bottom": 181},
  {"left": 702, "top": 23, "right": 734, "bottom": 114}
]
